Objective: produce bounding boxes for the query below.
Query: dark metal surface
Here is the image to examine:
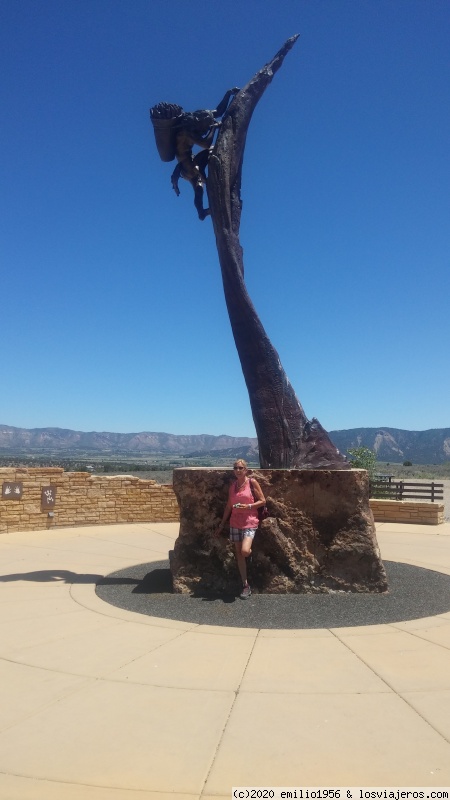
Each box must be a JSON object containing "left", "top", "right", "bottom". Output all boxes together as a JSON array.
[
  {"left": 150, "top": 38, "right": 349, "bottom": 469},
  {"left": 2, "top": 482, "right": 23, "bottom": 499},
  {"left": 207, "top": 38, "right": 348, "bottom": 469},
  {"left": 41, "top": 485, "right": 56, "bottom": 509}
]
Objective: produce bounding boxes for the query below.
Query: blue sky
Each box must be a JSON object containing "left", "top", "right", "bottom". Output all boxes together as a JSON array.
[{"left": 1, "top": 0, "right": 449, "bottom": 437}]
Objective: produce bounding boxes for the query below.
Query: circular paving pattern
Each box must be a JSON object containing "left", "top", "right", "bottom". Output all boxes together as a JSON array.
[{"left": 95, "top": 560, "right": 450, "bottom": 629}]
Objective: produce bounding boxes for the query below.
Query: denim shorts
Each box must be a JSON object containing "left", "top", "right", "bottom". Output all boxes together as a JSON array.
[{"left": 229, "top": 527, "right": 257, "bottom": 542}]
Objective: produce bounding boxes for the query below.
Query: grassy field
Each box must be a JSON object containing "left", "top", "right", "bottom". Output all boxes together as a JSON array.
[
  {"left": 1, "top": 454, "right": 449, "bottom": 485},
  {"left": 129, "top": 463, "right": 450, "bottom": 485},
  {"left": 375, "top": 462, "right": 450, "bottom": 480},
  {"left": 0, "top": 454, "right": 259, "bottom": 485},
  {"left": 100, "top": 459, "right": 450, "bottom": 483}
]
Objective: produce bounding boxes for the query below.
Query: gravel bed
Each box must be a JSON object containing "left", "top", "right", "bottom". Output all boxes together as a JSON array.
[{"left": 96, "top": 560, "right": 450, "bottom": 629}]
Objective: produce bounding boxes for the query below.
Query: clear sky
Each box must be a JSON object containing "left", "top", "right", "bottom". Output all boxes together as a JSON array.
[{"left": 1, "top": 0, "right": 449, "bottom": 438}]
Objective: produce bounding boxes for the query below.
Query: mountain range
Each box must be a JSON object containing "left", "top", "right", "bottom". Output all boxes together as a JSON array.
[
  {"left": 330, "top": 427, "right": 450, "bottom": 465},
  {"left": 1, "top": 424, "right": 450, "bottom": 464},
  {"left": 0, "top": 425, "right": 258, "bottom": 458}
]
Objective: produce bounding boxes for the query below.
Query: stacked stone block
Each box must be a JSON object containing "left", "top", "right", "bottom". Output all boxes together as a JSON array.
[
  {"left": 0, "top": 468, "right": 179, "bottom": 534},
  {"left": 370, "top": 498, "right": 444, "bottom": 525}
]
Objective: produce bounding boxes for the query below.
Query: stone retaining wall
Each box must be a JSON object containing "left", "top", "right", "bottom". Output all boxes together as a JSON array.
[
  {"left": 0, "top": 468, "right": 179, "bottom": 534},
  {"left": 1, "top": 467, "right": 444, "bottom": 533},
  {"left": 370, "top": 498, "right": 444, "bottom": 525}
]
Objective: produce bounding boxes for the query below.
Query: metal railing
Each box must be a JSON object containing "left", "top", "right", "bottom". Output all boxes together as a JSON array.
[{"left": 370, "top": 477, "right": 444, "bottom": 502}]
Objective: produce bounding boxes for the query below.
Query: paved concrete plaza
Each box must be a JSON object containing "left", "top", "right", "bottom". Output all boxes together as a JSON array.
[{"left": 1, "top": 520, "right": 450, "bottom": 798}]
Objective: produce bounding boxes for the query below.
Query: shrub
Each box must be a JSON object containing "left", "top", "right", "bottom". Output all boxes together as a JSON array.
[{"left": 348, "top": 447, "right": 377, "bottom": 477}]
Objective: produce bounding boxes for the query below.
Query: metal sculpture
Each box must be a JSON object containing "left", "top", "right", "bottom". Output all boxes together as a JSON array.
[
  {"left": 150, "top": 89, "right": 238, "bottom": 220},
  {"left": 151, "top": 37, "right": 348, "bottom": 470}
]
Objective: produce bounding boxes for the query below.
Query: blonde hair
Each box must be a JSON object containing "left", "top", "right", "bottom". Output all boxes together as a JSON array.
[{"left": 233, "top": 459, "right": 248, "bottom": 469}]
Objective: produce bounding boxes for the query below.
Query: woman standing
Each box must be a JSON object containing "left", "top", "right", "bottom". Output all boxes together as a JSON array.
[{"left": 216, "top": 459, "right": 266, "bottom": 598}]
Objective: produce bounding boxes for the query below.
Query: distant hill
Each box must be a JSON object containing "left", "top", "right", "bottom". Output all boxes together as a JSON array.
[
  {"left": 329, "top": 427, "right": 450, "bottom": 465},
  {"left": 185, "top": 445, "right": 259, "bottom": 461},
  {"left": 0, "top": 425, "right": 257, "bottom": 457},
  {"left": 0, "top": 424, "right": 449, "bottom": 464}
]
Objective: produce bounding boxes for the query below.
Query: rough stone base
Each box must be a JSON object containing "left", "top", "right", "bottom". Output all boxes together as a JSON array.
[{"left": 171, "top": 468, "right": 388, "bottom": 595}]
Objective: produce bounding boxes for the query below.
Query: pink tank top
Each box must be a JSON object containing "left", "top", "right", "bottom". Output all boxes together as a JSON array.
[{"left": 229, "top": 479, "right": 259, "bottom": 529}]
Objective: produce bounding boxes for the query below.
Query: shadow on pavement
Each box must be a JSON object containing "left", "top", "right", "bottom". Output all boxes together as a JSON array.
[{"left": 0, "top": 569, "right": 137, "bottom": 585}]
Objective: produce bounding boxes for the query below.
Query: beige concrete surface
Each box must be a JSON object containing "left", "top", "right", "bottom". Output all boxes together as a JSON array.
[{"left": 0, "top": 520, "right": 450, "bottom": 798}]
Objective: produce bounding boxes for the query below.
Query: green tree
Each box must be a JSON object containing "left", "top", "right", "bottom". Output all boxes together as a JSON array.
[{"left": 348, "top": 447, "right": 377, "bottom": 477}]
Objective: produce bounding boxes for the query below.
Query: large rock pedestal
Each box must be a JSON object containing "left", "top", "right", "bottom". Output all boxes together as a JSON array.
[{"left": 171, "top": 469, "right": 388, "bottom": 594}]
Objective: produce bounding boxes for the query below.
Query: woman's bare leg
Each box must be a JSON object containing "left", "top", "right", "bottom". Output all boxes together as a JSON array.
[
  {"left": 234, "top": 542, "right": 247, "bottom": 585},
  {"left": 241, "top": 536, "right": 252, "bottom": 559}
]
